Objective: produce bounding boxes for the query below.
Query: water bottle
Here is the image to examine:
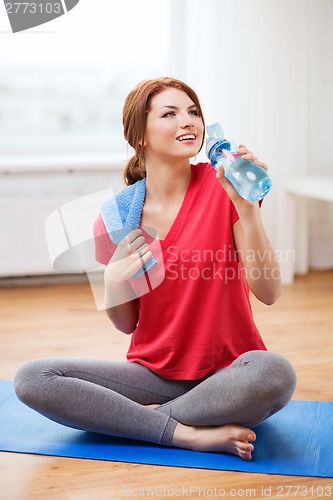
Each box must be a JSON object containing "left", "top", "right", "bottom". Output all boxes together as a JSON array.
[{"left": 206, "top": 123, "right": 271, "bottom": 202}]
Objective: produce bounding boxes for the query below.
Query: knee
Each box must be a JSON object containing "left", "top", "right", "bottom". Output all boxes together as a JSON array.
[
  {"left": 243, "top": 350, "right": 297, "bottom": 405},
  {"left": 14, "top": 358, "right": 52, "bottom": 406},
  {"left": 260, "top": 351, "right": 297, "bottom": 405}
]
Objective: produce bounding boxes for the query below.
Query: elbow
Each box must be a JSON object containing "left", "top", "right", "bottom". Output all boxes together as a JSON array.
[
  {"left": 117, "top": 323, "right": 136, "bottom": 335},
  {"left": 105, "top": 309, "right": 137, "bottom": 334},
  {"left": 262, "top": 291, "right": 280, "bottom": 306},
  {"left": 252, "top": 280, "right": 281, "bottom": 306},
  {"left": 259, "top": 285, "right": 281, "bottom": 306},
  {"left": 108, "top": 316, "right": 136, "bottom": 335}
]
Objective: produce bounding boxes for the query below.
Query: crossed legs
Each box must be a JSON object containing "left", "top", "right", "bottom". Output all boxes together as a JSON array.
[{"left": 15, "top": 350, "right": 296, "bottom": 460}]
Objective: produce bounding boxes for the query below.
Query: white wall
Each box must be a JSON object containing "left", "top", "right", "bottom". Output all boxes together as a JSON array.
[
  {"left": 168, "top": 0, "right": 333, "bottom": 281},
  {"left": 0, "top": 0, "right": 170, "bottom": 279},
  {"left": 0, "top": 159, "right": 125, "bottom": 277},
  {"left": 1, "top": 0, "right": 332, "bottom": 280},
  {"left": 306, "top": 1, "right": 333, "bottom": 269}
]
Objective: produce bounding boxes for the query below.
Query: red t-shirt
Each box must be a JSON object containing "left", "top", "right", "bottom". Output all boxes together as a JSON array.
[{"left": 93, "top": 162, "right": 266, "bottom": 380}]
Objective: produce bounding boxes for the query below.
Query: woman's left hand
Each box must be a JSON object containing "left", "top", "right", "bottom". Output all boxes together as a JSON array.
[{"left": 215, "top": 145, "right": 268, "bottom": 206}]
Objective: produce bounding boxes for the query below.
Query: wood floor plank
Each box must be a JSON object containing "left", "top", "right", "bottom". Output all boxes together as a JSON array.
[{"left": 1, "top": 271, "right": 332, "bottom": 499}]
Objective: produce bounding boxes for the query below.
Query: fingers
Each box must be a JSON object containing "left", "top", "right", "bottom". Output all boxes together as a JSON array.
[
  {"left": 237, "top": 145, "right": 258, "bottom": 162},
  {"left": 126, "top": 229, "right": 149, "bottom": 256},
  {"left": 107, "top": 229, "right": 155, "bottom": 283},
  {"left": 138, "top": 248, "right": 153, "bottom": 266},
  {"left": 125, "top": 228, "right": 143, "bottom": 247},
  {"left": 216, "top": 165, "right": 238, "bottom": 199},
  {"left": 237, "top": 145, "right": 268, "bottom": 171},
  {"left": 128, "top": 245, "right": 153, "bottom": 279}
]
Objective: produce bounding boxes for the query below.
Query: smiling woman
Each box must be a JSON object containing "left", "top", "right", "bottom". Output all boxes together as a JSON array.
[
  {"left": 15, "top": 76, "right": 296, "bottom": 462},
  {"left": 161, "top": 104, "right": 200, "bottom": 145},
  {"left": 144, "top": 89, "right": 204, "bottom": 161},
  {"left": 122, "top": 77, "right": 205, "bottom": 185}
]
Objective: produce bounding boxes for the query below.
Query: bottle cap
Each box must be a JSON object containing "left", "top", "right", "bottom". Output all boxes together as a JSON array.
[{"left": 206, "top": 123, "right": 225, "bottom": 157}]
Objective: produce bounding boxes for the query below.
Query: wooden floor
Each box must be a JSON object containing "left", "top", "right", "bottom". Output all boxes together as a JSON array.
[{"left": 1, "top": 271, "right": 332, "bottom": 499}]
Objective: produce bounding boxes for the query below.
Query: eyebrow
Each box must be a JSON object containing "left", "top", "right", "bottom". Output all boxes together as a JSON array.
[{"left": 161, "top": 104, "right": 198, "bottom": 111}]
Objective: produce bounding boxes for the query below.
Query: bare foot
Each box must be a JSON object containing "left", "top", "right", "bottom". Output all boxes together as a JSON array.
[{"left": 171, "top": 423, "right": 256, "bottom": 461}]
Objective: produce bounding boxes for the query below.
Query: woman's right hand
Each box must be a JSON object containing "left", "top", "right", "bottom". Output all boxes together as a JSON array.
[{"left": 104, "top": 229, "right": 152, "bottom": 284}]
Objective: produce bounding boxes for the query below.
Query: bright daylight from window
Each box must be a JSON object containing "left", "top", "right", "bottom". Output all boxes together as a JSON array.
[{"left": 0, "top": 0, "right": 170, "bottom": 154}]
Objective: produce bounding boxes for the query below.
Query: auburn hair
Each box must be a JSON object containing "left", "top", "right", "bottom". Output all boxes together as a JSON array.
[{"left": 122, "top": 77, "right": 205, "bottom": 185}]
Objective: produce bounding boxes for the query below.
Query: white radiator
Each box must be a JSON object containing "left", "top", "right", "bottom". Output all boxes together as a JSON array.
[{"left": 0, "top": 155, "right": 124, "bottom": 277}]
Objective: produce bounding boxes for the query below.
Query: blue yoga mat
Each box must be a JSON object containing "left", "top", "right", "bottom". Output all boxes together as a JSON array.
[{"left": 0, "top": 380, "right": 332, "bottom": 477}]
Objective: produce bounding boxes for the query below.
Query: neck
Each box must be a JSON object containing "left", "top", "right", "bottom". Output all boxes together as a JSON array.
[{"left": 145, "top": 157, "right": 192, "bottom": 203}]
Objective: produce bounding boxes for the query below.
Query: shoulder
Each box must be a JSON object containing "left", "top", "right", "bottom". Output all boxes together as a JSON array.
[
  {"left": 191, "top": 161, "right": 220, "bottom": 186},
  {"left": 101, "top": 178, "right": 146, "bottom": 214},
  {"left": 116, "top": 178, "right": 146, "bottom": 201},
  {"left": 191, "top": 161, "right": 214, "bottom": 178},
  {"left": 191, "top": 161, "right": 223, "bottom": 193},
  {"left": 98, "top": 178, "right": 146, "bottom": 244},
  {"left": 100, "top": 178, "right": 146, "bottom": 226},
  {"left": 93, "top": 212, "right": 117, "bottom": 265},
  {"left": 191, "top": 161, "right": 239, "bottom": 224},
  {"left": 93, "top": 211, "right": 107, "bottom": 236}
]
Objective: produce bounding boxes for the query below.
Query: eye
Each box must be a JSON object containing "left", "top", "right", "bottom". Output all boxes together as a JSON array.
[
  {"left": 189, "top": 109, "right": 199, "bottom": 116},
  {"left": 162, "top": 111, "right": 176, "bottom": 118}
]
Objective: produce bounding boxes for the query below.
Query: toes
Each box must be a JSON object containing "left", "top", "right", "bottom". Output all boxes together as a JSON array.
[
  {"left": 247, "top": 431, "right": 256, "bottom": 442},
  {"left": 250, "top": 432, "right": 256, "bottom": 442},
  {"left": 240, "top": 449, "right": 252, "bottom": 461},
  {"left": 238, "top": 441, "right": 254, "bottom": 452},
  {"left": 231, "top": 425, "right": 256, "bottom": 443},
  {"left": 236, "top": 439, "right": 254, "bottom": 460}
]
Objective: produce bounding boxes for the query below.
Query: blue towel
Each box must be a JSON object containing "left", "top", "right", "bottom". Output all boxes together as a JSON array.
[{"left": 100, "top": 179, "right": 146, "bottom": 244}]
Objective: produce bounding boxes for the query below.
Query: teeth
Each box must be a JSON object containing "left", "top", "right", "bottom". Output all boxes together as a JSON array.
[{"left": 177, "top": 135, "right": 196, "bottom": 141}]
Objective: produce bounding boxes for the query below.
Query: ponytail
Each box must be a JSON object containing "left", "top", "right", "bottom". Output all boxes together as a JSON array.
[{"left": 123, "top": 151, "right": 146, "bottom": 186}]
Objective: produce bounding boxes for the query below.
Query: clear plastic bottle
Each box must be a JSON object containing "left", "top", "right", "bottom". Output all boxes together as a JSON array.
[{"left": 206, "top": 123, "right": 271, "bottom": 202}]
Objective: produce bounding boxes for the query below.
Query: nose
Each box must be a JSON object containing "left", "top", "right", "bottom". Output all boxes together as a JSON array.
[{"left": 180, "top": 113, "right": 195, "bottom": 130}]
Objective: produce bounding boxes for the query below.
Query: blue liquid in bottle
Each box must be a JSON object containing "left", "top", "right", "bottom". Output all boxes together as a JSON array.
[{"left": 206, "top": 123, "right": 271, "bottom": 202}]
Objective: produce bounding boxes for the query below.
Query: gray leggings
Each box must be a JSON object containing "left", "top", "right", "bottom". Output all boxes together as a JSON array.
[{"left": 14, "top": 350, "right": 296, "bottom": 447}]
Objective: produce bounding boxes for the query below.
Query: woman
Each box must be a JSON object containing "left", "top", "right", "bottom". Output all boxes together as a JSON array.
[{"left": 15, "top": 77, "right": 296, "bottom": 461}]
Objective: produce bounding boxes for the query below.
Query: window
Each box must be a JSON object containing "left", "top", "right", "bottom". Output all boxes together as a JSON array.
[{"left": 0, "top": 0, "right": 170, "bottom": 154}]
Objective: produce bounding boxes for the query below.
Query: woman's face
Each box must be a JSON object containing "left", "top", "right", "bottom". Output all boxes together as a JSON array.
[{"left": 144, "top": 88, "right": 204, "bottom": 163}]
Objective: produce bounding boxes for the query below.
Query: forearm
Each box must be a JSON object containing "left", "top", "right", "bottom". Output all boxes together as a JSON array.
[
  {"left": 104, "top": 276, "right": 139, "bottom": 334},
  {"left": 105, "top": 301, "right": 139, "bottom": 334},
  {"left": 102, "top": 229, "right": 151, "bottom": 334},
  {"left": 233, "top": 204, "right": 281, "bottom": 305}
]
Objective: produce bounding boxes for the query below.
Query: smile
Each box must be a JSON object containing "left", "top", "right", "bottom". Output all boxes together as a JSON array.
[{"left": 176, "top": 134, "right": 196, "bottom": 141}]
